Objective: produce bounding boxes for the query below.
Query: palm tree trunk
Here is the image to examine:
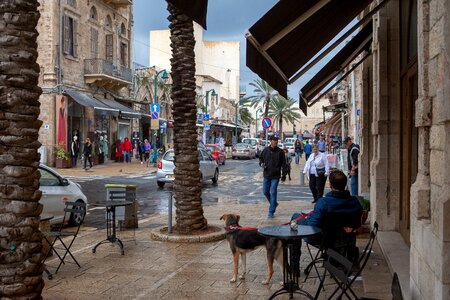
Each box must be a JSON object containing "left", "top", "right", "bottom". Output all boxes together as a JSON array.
[
  {"left": 264, "top": 94, "right": 270, "bottom": 117},
  {"left": 0, "top": 0, "right": 44, "bottom": 298},
  {"left": 168, "top": 3, "right": 207, "bottom": 234},
  {"left": 279, "top": 114, "right": 283, "bottom": 140}
]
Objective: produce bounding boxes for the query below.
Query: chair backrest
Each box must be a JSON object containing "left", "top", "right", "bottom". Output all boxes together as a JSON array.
[
  {"left": 391, "top": 272, "right": 403, "bottom": 300},
  {"left": 321, "top": 207, "right": 362, "bottom": 250},
  {"left": 64, "top": 201, "right": 86, "bottom": 231}
]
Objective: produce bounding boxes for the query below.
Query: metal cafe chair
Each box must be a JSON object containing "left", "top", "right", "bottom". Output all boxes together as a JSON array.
[
  {"left": 314, "top": 222, "right": 379, "bottom": 300},
  {"left": 42, "top": 201, "right": 86, "bottom": 279}
]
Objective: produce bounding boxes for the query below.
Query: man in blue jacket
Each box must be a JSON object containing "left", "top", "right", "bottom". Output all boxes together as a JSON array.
[
  {"left": 293, "top": 170, "right": 362, "bottom": 246},
  {"left": 259, "top": 135, "right": 286, "bottom": 218},
  {"left": 303, "top": 140, "right": 312, "bottom": 161}
]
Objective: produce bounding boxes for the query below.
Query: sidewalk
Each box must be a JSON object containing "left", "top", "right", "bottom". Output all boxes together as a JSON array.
[
  {"left": 56, "top": 158, "right": 157, "bottom": 177},
  {"left": 42, "top": 168, "right": 392, "bottom": 299}
]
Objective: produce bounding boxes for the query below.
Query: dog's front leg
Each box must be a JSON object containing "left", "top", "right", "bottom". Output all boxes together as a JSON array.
[
  {"left": 230, "top": 252, "right": 240, "bottom": 282},
  {"left": 239, "top": 252, "right": 246, "bottom": 280}
]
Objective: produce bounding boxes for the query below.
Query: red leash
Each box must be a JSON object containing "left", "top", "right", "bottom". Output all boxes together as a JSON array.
[
  {"left": 282, "top": 211, "right": 313, "bottom": 225},
  {"left": 226, "top": 225, "right": 257, "bottom": 231}
]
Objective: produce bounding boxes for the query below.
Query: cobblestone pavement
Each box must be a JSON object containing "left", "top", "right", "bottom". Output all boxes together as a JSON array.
[{"left": 42, "top": 198, "right": 392, "bottom": 299}]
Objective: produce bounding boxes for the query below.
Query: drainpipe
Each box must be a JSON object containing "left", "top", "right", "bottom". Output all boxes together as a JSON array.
[{"left": 351, "top": 66, "right": 357, "bottom": 142}]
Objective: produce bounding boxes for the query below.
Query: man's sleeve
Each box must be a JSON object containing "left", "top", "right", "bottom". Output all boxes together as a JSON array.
[
  {"left": 352, "top": 148, "right": 360, "bottom": 167},
  {"left": 280, "top": 150, "right": 286, "bottom": 168},
  {"left": 302, "top": 200, "right": 326, "bottom": 227}
]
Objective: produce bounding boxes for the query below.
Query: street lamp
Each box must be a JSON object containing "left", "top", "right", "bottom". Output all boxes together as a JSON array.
[
  {"left": 202, "top": 89, "right": 216, "bottom": 144},
  {"left": 153, "top": 69, "right": 169, "bottom": 104},
  {"left": 255, "top": 107, "right": 263, "bottom": 138}
]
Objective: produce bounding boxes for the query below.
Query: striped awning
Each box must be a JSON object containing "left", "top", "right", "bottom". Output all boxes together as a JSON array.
[{"left": 321, "top": 114, "right": 342, "bottom": 136}]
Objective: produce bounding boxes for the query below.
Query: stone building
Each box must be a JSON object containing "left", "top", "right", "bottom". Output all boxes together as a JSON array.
[
  {"left": 246, "top": 0, "right": 450, "bottom": 298},
  {"left": 36, "top": 0, "right": 134, "bottom": 166}
]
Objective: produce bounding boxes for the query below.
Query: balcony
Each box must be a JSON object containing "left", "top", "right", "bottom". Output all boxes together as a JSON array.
[
  {"left": 102, "top": 0, "right": 132, "bottom": 8},
  {"left": 84, "top": 58, "right": 132, "bottom": 89}
]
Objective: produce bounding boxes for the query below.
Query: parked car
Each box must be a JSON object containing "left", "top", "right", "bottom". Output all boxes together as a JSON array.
[
  {"left": 242, "top": 138, "right": 264, "bottom": 157},
  {"left": 232, "top": 143, "right": 256, "bottom": 159},
  {"left": 205, "top": 144, "right": 226, "bottom": 165},
  {"left": 277, "top": 142, "right": 285, "bottom": 149},
  {"left": 284, "top": 137, "right": 299, "bottom": 144},
  {"left": 156, "top": 148, "right": 219, "bottom": 188},
  {"left": 284, "top": 142, "right": 295, "bottom": 156},
  {"left": 38, "top": 164, "right": 88, "bottom": 226}
]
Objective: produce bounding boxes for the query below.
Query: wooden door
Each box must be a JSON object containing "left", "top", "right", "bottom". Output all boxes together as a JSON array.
[{"left": 399, "top": 61, "right": 418, "bottom": 245}]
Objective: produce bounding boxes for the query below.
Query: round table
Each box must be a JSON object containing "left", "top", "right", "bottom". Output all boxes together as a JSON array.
[{"left": 259, "top": 225, "right": 321, "bottom": 299}]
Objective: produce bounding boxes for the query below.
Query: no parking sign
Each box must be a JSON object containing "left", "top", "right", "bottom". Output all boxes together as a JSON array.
[{"left": 262, "top": 117, "right": 272, "bottom": 129}]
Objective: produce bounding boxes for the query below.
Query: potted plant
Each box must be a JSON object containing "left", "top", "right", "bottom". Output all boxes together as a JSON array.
[
  {"left": 54, "top": 143, "right": 72, "bottom": 168},
  {"left": 357, "top": 196, "right": 370, "bottom": 224}
]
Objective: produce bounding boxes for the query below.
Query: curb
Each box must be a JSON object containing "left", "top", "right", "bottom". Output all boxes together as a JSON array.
[{"left": 150, "top": 225, "right": 226, "bottom": 243}]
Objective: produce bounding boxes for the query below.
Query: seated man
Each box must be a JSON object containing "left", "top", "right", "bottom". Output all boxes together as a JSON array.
[{"left": 292, "top": 170, "right": 363, "bottom": 252}]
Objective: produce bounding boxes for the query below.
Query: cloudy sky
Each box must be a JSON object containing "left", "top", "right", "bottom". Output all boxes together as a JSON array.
[{"left": 132, "top": 0, "right": 309, "bottom": 99}]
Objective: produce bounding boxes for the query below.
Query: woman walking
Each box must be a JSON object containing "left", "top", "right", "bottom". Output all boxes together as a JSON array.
[
  {"left": 303, "top": 144, "right": 329, "bottom": 203},
  {"left": 281, "top": 147, "right": 292, "bottom": 181},
  {"left": 121, "top": 137, "right": 132, "bottom": 163},
  {"left": 294, "top": 139, "right": 303, "bottom": 164},
  {"left": 83, "top": 137, "right": 93, "bottom": 169}
]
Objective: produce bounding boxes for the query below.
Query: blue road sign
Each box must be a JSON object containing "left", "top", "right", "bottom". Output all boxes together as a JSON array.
[
  {"left": 151, "top": 111, "right": 159, "bottom": 119},
  {"left": 262, "top": 117, "right": 272, "bottom": 129},
  {"left": 203, "top": 114, "right": 210, "bottom": 121},
  {"left": 204, "top": 124, "right": 210, "bottom": 130},
  {"left": 151, "top": 103, "right": 161, "bottom": 113}
]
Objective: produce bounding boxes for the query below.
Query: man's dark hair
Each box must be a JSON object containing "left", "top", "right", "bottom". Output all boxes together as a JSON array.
[{"left": 329, "top": 170, "right": 347, "bottom": 191}]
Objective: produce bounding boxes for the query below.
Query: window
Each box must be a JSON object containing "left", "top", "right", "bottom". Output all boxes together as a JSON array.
[
  {"left": 66, "top": 0, "right": 76, "bottom": 8},
  {"left": 105, "top": 15, "right": 112, "bottom": 28},
  {"left": 121, "top": 23, "right": 126, "bottom": 36},
  {"left": 106, "top": 34, "right": 113, "bottom": 62},
  {"left": 39, "top": 169, "right": 61, "bottom": 186},
  {"left": 63, "top": 15, "right": 77, "bottom": 57},
  {"left": 90, "top": 28, "right": 98, "bottom": 58},
  {"left": 90, "top": 6, "right": 98, "bottom": 20},
  {"left": 120, "top": 42, "right": 127, "bottom": 67}
]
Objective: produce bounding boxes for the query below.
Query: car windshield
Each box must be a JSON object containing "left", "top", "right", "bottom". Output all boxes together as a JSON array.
[
  {"left": 206, "top": 146, "right": 216, "bottom": 152},
  {"left": 243, "top": 139, "right": 257, "bottom": 146},
  {"left": 163, "top": 151, "right": 175, "bottom": 161},
  {"left": 284, "top": 142, "right": 294, "bottom": 147},
  {"left": 235, "top": 143, "right": 248, "bottom": 149}
]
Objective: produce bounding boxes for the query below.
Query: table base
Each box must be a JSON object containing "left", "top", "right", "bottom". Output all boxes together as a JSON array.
[{"left": 92, "top": 237, "right": 125, "bottom": 255}]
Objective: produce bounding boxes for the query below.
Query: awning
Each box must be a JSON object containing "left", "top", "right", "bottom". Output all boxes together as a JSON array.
[
  {"left": 320, "top": 114, "right": 342, "bottom": 136},
  {"left": 95, "top": 97, "right": 141, "bottom": 119},
  {"left": 63, "top": 89, "right": 119, "bottom": 116},
  {"left": 246, "top": 0, "right": 373, "bottom": 98},
  {"left": 300, "top": 22, "right": 373, "bottom": 108}
]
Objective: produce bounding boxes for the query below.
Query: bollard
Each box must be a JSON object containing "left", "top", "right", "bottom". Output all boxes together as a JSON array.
[
  {"left": 300, "top": 172, "right": 305, "bottom": 186},
  {"left": 168, "top": 191, "right": 173, "bottom": 233}
]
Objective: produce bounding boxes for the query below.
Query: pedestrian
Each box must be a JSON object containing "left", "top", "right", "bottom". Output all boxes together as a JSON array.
[
  {"left": 70, "top": 136, "right": 79, "bottom": 167},
  {"left": 259, "top": 135, "right": 286, "bottom": 218},
  {"left": 121, "top": 137, "right": 132, "bottom": 163},
  {"left": 83, "top": 137, "right": 93, "bottom": 169},
  {"left": 344, "top": 136, "right": 360, "bottom": 196},
  {"left": 281, "top": 147, "right": 292, "bottom": 182},
  {"left": 303, "top": 144, "right": 329, "bottom": 203},
  {"left": 318, "top": 136, "right": 326, "bottom": 153},
  {"left": 144, "top": 139, "right": 151, "bottom": 162},
  {"left": 138, "top": 140, "right": 145, "bottom": 164},
  {"left": 304, "top": 140, "right": 312, "bottom": 161},
  {"left": 294, "top": 139, "right": 303, "bottom": 164}
]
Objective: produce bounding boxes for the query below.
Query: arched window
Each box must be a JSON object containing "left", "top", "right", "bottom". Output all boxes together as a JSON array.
[
  {"left": 121, "top": 23, "right": 126, "bottom": 36},
  {"left": 67, "top": 0, "right": 76, "bottom": 8},
  {"left": 90, "top": 6, "right": 97, "bottom": 21},
  {"left": 105, "top": 15, "right": 112, "bottom": 28}
]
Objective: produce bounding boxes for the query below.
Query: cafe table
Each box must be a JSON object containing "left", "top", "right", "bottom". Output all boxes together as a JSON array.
[
  {"left": 258, "top": 225, "right": 321, "bottom": 299},
  {"left": 91, "top": 201, "right": 132, "bottom": 255}
]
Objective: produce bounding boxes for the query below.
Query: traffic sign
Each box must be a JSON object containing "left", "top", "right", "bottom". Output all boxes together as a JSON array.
[
  {"left": 151, "top": 103, "right": 161, "bottom": 113},
  {"left": 151, "top": 111, "right": 159, "bottom": 119},
  {"left": 204, "top": 124, "right": 210, "bottom": 130},
  {"left": 262, "top": 117, "right": 272, "bottom": 129},
  {"left": 203, "top": 114, "right": 210, "bottom": 121}
]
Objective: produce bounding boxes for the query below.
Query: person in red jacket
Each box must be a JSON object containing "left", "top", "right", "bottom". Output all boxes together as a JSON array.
[{"left": 121, "top": 137, "right": 133, "bottom": 163}]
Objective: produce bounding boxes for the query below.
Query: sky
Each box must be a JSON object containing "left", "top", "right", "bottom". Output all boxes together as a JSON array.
[{"left": 132, "top": 0, "right": 355, "bottom": 100}]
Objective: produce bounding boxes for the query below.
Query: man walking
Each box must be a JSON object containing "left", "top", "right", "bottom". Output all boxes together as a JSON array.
[
  {"left": 304, "top": 140, "right": 312, "bottom": 161},
  {"left": 344, "top": 137, "right": 360, "bottom": 196},
  {"left": 259, "top": 136, "right": 286, "bottom": 218}
]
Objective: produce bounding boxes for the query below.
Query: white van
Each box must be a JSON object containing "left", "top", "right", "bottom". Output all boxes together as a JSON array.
[
  {"left": 242, "top": 138, "right": 264, "bottom": 157},
  {"left": 284, "top": 137, "right": 299, "bottom": 144}
]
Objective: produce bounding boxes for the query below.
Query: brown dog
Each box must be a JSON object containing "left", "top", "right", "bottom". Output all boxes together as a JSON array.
[{"left": 220, "top": 214, "right": 282, "bottom": 284}]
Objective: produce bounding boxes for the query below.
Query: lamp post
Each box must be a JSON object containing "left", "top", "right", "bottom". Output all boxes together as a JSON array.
[
  {"left": 152, "top": 69, "right": 169, "bottom": 145},
  {"left": 255, "top": 108, "right": 263, "bottom": 138},
  {"left": 203, "top": 89, "right": 216, "bottom": 144}
]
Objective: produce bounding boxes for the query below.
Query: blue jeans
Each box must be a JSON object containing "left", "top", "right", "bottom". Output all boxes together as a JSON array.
[
  {"left": 351, "top": 173, "right": 358, "bottom": 196},
  {"left": 123, "top": 151, "right": 130, "bottom": 163},
  {"left": 263, "top": 177, "right": 280, "bottom": 216},
  {"left": 294, "top": 151, "right": 302, "bottom": 164}
]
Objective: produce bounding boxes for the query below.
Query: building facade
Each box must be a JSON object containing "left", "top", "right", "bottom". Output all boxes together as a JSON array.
[{"left": 37, "top": 0, "right": 134, "bottom": 166}]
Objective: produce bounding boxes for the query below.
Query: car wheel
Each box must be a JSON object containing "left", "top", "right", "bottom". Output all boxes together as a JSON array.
[
  {"left": 212, "top": 169, "right": 219, "bottom": 184},
  {"left": 157, "top": 181, "right": 165, "bottom": 188},
  {"left": 69, "top": 200, "right": 86, "bottom": 226}
]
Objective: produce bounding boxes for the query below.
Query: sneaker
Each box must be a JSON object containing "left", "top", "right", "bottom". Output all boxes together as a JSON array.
[{"left": 268, "top": 213, "right": 274, "bottom": 218}]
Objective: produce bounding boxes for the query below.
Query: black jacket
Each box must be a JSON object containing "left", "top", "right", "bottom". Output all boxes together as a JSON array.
[
  {"left": 259, "top": 146, "right": 285, "bottom": 179},
  {"left": 347, "top": 143, "right": 360, "bottom": 173}
]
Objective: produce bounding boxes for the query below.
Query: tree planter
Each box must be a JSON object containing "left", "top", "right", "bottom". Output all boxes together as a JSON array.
[{"left": 55, "top": 158, "right": 72, "bottom": 169}]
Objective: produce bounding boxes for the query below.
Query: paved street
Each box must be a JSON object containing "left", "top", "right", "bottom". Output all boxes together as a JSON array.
[{"left": 67, "top": 159, "right": 315, "bottom": 228}]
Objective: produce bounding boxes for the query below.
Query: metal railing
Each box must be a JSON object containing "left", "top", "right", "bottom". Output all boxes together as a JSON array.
[{"left": 84, "top": 58, "right": 133, "bottom": 82}]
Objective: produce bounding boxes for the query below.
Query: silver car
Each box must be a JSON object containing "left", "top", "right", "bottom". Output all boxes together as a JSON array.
[
  {"left": 156, "top": 148, "right": 219, "bottom": 188},
  {"left": 38, "top": 164, "right": 88, "bottom": 226},
  {"left": 232, "top": 143, "right": 257, "bottom": 159}
]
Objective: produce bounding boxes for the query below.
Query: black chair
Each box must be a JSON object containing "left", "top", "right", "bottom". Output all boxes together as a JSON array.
[
  {"left": 314, "top": 221, "right": 379, "bottom": 300},
  {"left": 42, "top": 201, "right": 86, "bottom": 279},
  {"left": 391, "top": 272, "right": 403, "bottom": 300},
  {"left": 303, "top": 209, "right": 362, "bottom": 282}
]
